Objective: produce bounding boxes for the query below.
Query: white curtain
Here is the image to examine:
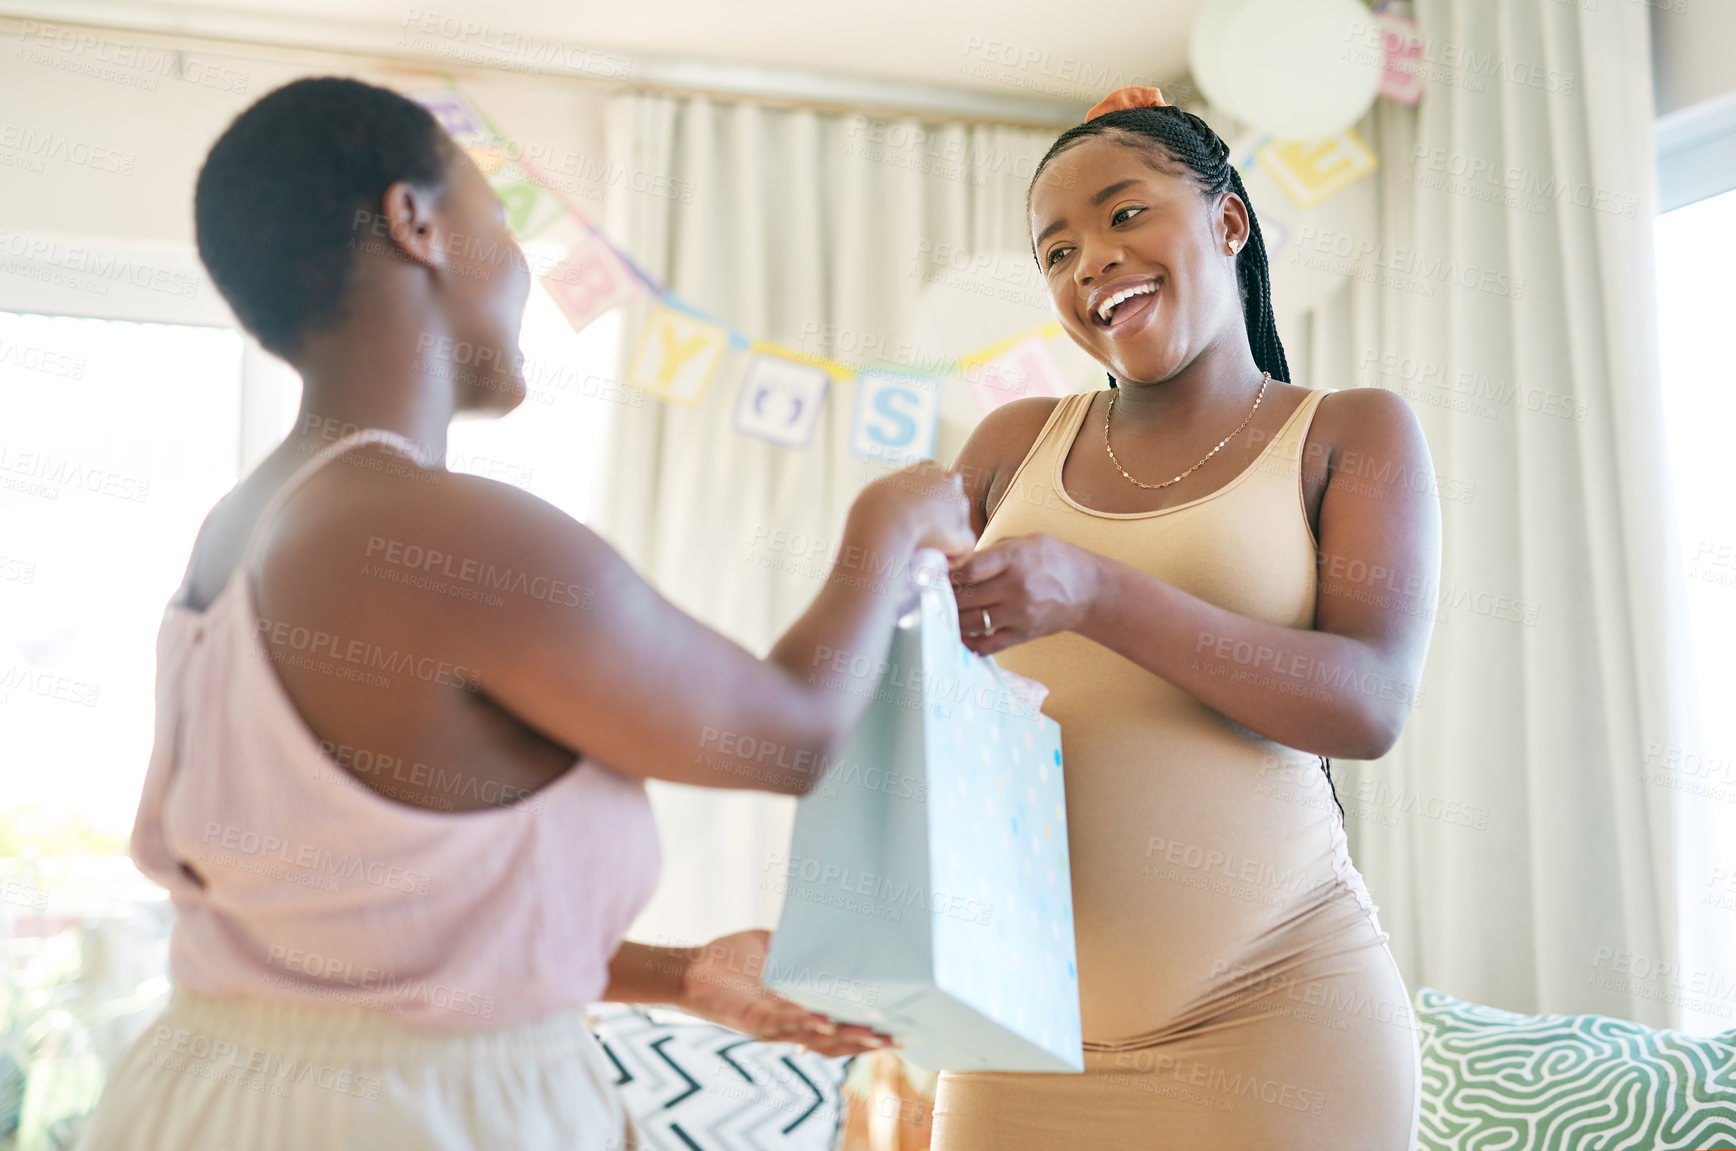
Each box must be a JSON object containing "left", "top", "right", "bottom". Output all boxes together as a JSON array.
[
  {"left": 1278, "top": 0, "right": 1696, "bottom": 1025},
  {"left": 592, "top": 0, "right": 1702, "bottom": 1029},
  {"left": 594, "top": 93, "right": 1060, "bottom": 947}
]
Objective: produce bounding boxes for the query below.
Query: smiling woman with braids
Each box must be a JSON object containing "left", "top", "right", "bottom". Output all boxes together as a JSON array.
[{"left": 932, "top": 88, "right": 1439, "bottom": 1148}]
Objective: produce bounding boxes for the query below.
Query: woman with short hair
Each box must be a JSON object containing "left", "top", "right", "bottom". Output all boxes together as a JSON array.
[{"left": 79, "top": 76, "right": 970, "bottom": 1151}]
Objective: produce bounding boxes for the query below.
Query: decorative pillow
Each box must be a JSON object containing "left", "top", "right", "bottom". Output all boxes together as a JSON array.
[
  {"left": 586, "top": 1003, "right": 852, "bottom": 1151},
  {"left": 1414, "top": 986, "right": 1736, "bottom": 1150}
]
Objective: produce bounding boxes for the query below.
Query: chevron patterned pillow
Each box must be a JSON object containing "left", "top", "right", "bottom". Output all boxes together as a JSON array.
[
  {"left": 1414, "top": 986, "right": 1736, "bottom": 1150},
  {"left": 586, "top": 1004, "right": 852, "bottom": 1151}
]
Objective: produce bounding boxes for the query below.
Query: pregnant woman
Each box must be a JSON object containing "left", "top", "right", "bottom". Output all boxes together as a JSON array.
[
  {"left": 931, "top": 88, "right": 1439, "bottom": 1148},
  {"left": 78, "top": 78, "right": 970, "bottom": 1150}
]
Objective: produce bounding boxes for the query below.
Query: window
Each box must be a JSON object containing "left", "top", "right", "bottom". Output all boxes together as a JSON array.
[
  {"left": 0, "top": 311, "right": 244, "bottom": 850},
  {"left": 1654, "top": 187, "right": 1736, "bottom": 1035},
  {"left": 446, "top": 268, "right": 622, "bottom": 524}
]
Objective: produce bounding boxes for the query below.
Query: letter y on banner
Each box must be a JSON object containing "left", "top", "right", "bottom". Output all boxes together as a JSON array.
[{"left": 626, "top": 306, "right": 729, "bottom": 406}]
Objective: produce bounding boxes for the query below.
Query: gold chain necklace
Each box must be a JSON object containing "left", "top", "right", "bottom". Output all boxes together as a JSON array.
[{"left": 1103, "top": 372, "right": 1271, "bottom": 490}]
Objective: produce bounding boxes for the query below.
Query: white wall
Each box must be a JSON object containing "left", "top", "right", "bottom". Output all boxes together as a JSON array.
[{"left": 0, "top": 22, "right": 607, "bottom": 251}]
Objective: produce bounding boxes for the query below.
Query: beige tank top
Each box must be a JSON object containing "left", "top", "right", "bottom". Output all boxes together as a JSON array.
[{"left": 979, "top": 388, "right": 1383, "bottom": 1046}]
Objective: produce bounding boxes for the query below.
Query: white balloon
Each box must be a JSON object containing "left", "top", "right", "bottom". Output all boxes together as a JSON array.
[
  {"left": 1219, "top": 0, "right": 1383, "bottom": 140},
  {"left": 1188, "top": 0, "right": 1256, "bottom": 125}
]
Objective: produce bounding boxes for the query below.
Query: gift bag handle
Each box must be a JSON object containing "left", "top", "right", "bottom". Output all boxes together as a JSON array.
[{"left": 909, "top": 548, "right": 1049, "bottom": 716}]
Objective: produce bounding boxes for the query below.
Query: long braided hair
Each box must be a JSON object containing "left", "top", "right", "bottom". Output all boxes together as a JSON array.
[
  {"left": 1028, "top": 105, "right": 1348, "bottom": 824},
  {"left": 1027, "top": 104, "right": 1291, "bottom": 388}
]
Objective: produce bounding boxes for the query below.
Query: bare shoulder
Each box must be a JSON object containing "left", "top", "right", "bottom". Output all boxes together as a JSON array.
[
  {"left": 260, "top": 444, "right": 610, "bottom": 595},
  {"left": 1292, "top": 386, "right": 1434, "bottom": 536},
  {"left": 1309, "top": 385, "right": 1425, "bottom": 453},
  {"left": 959, "top": 395, "right": 1067, "bottom": 458},
  {"left": 951, "top": 395, "right": 1070, "bottom": 531},
  {"left": 254, "top": 443, "right": 637, "bottom": 653}
]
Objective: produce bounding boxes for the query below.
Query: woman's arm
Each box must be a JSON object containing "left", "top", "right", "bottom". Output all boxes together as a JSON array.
[
  {"left": 601, "top": 933, "right": 891, "bottom": 1056},
  {"left": 262, "top": 454, "right": 972, "bottom": 796},
  {"left": 467, "top": 463, "right": 971, "bottom": 794},
  {"left": 950, "top": 388, "right": 1441, "bottom": 760}
]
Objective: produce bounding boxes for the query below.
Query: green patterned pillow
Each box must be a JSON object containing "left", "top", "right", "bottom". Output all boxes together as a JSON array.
[{"left": 1415, "top": 987, "right": 1736, "bottom": 1150}]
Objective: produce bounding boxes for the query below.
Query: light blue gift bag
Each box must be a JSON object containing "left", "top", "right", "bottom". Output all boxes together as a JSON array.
[{"left": 764, "top": 551, "right": 1083, "bottom": 1073}]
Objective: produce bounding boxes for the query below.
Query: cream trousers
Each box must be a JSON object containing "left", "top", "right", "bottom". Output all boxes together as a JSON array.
[{"left": 77, "top": 989, "right": 634, "bottom": 1151}]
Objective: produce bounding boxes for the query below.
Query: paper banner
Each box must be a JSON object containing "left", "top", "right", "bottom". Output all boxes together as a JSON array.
[
  {"left": 661, "top": 295, "right": 752, "bottom": 351},
  {"left": 1257, "top": 131, "right": 1378, "bottom": 211},
  {"left": 405, "top": 83, "right": 1114, "bottom": 438},
  {"left": 746, "top": 340, "right": 855, "bottom": 382},
  {"left": 408, "top": 88, "right": 507, "bottom": 176},
  {"left": 1260, "top": 214, "right": 1291, "bottom": 261},
  {"left": 850, "top": 372, "right": 941, "bottom": 464},
  {"left": 626, "top": 305, "right": 729, "bottom": 406},
  {"left": 409, "top": 88, "right": 491, "bottom": 149},
  {"left": 959, "top": 332, "right": 1067, "bottom": 413},
  {"left": 733, "top": 353, "right": 830, "bottom": 449},
  {"left": 486, "top": 162, "right": 565, "bottom": 241},
  {"left": 1376, "top": 12, "right": 1425, "bottom": 106},
  {"left": 1230, "top": 131, "right": 1269, "bottom": 176},
  {"left": 542, "top": 232, "right": 641, "bottom": 334}
]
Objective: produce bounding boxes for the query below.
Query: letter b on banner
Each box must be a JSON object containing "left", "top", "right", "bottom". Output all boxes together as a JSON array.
[{"left": 541, "top": 233, "right": 640, "bottom": 335}]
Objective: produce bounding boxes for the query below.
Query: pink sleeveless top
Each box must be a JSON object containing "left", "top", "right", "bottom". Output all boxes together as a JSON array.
[{"left": 129, "top": 430, "right": 662, "bottom": 1030}]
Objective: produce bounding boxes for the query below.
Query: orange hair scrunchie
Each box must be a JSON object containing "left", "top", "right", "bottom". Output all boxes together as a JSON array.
[{"left": 1084, "top": 85, "right": 1168, "bottom": 121}]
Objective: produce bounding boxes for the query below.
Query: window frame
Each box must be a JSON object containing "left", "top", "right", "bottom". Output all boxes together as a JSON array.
[
  {"left": 1656, "top": 89, "right": 1736, "bottom": 214},
  {"left": 0, "top": 231, "right": 293, "bottom": 471}
]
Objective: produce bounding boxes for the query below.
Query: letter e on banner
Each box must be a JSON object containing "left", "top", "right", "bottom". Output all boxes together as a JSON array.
[
  {"left": 961, "top": 336, "right": 1067, "bottom": 413},
  {"left": 1376, "top": 13, "right": 1425, "bottom": 105},
  {"left": 626, "top": 306, "right": 729, "bottom": 406},
  {"left": 1257, "top": 131, "right": 1378, "bottom": 210}
]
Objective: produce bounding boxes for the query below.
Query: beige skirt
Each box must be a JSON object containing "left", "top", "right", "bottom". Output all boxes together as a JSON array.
[{"left": 77, "top": 990, "right": 633, "bottom": 1151}]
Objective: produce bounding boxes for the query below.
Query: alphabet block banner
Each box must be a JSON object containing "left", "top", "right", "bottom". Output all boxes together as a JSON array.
[
  {"left": 1257, "top": 131, "right": 1378, "bottom": 211},
  {"left": 488, "top": 162, "right": 566, "bottom": 241},
  {"left": 408, "top": 88, "right": 494, "bottom": 154},
  {"left": 958, "top": 332, "right": 1067, "bottom": 413},
  {"left": 408, "top": 84, "right": 1093, "bottom": 449},
  {"left": 1376, "top": 12, "right": 1425, "bottom": 106},
  {"left": 541, "top": 231, "right": 642, "bottom": 335},
  {"left": 1261, "top": 214, "right": 1291, "bottom": 261},
  {"left": 849, "top": 372, "right": 942, "bottom": 464},
  {"left": 627, "top": 305, "right": 731, "bottom": 406},
  {"left": 733, "top": 352, "right": 829, "bottom": 449}
]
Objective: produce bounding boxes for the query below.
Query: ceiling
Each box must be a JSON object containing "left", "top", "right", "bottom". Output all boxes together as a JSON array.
[{"left": 1, "top": 0, "right": 1212, "bottom": 122}]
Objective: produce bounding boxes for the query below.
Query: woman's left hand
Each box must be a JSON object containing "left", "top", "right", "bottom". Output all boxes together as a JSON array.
[
  {"left": 678, "top": 930, "right": 894, "bottom": 1057},
  {"left": 949, "top": 532, "right": 1103, "bottom": 655}
]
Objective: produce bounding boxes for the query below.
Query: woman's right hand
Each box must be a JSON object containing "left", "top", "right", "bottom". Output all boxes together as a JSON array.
[{"left": 854, "top": 460, "right": 975, "bottom": 560}]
